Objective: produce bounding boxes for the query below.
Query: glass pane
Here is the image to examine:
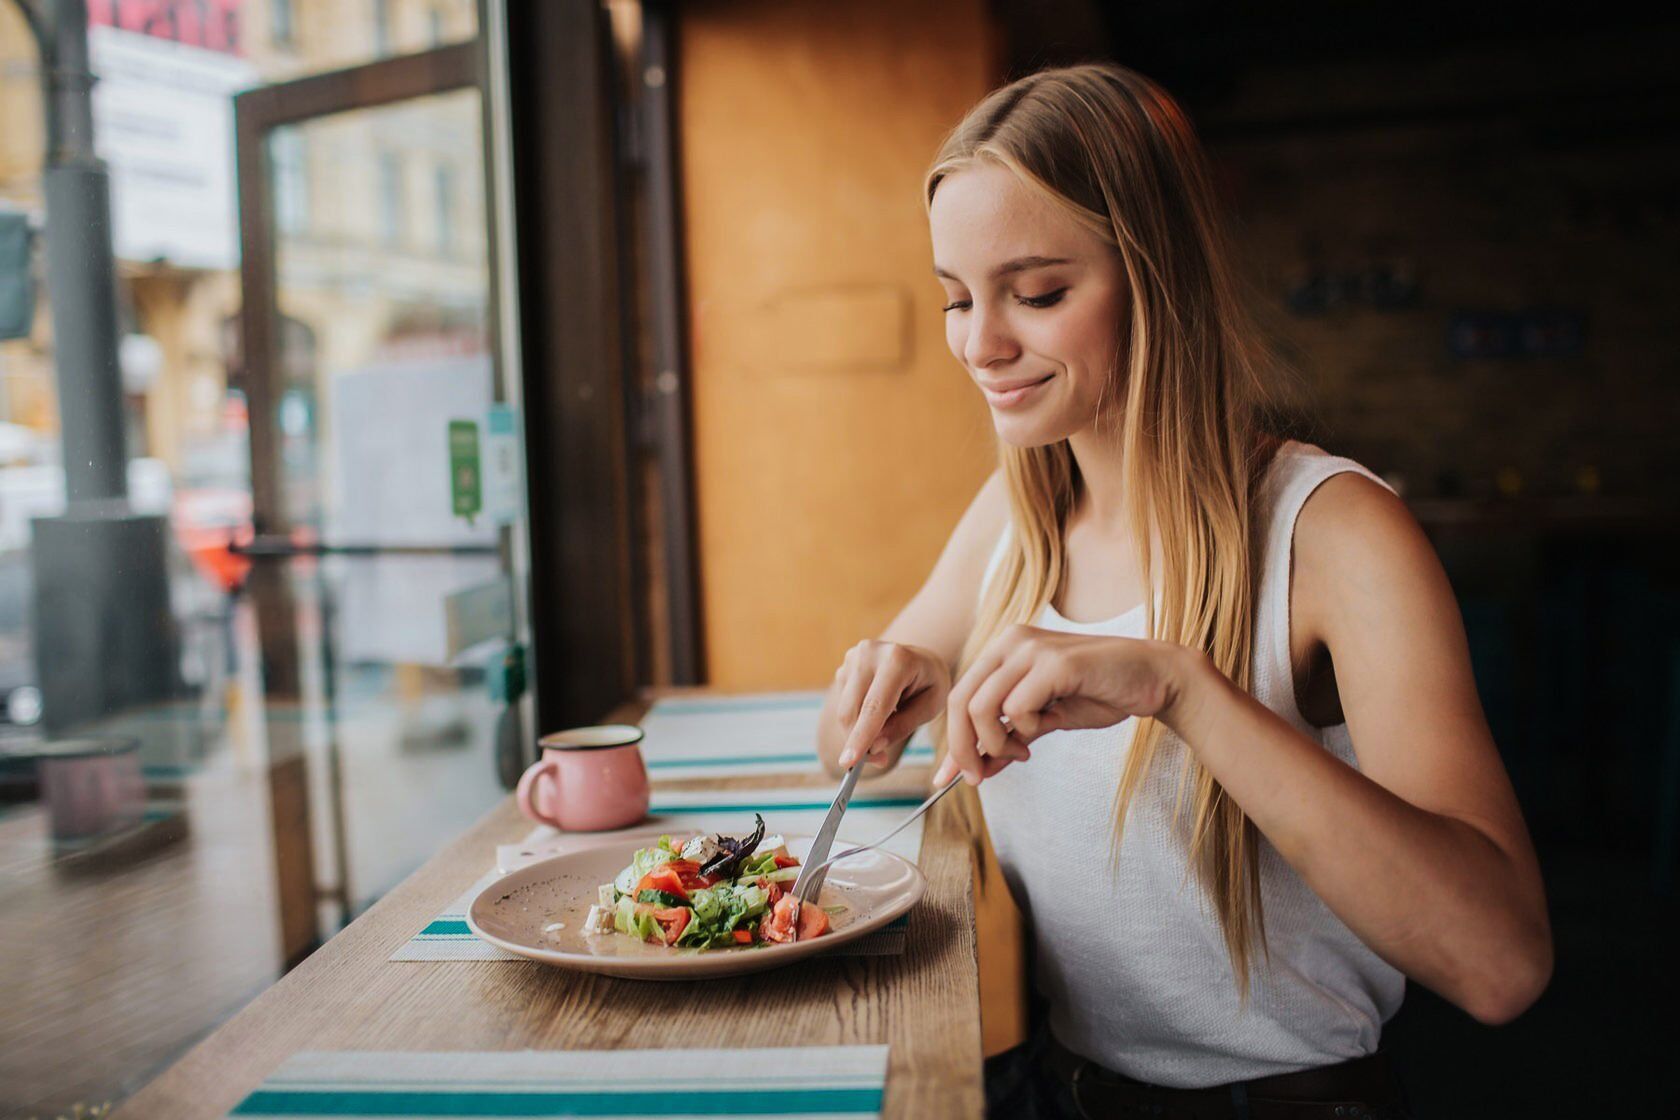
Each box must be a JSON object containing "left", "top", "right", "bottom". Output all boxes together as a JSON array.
[
  {"left": 267, "top": 87, "right": 507, "bottom": 917},
  {"left": 0, "top": 9, "right": 512, "bottom": 1116}
]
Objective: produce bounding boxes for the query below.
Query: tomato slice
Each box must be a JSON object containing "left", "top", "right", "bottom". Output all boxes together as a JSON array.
[
  {"left": 635, "top": 865, "right": 690, "bottom": 902},
  {"left": 761, "top": 894, "right": 827, "bottom": 942},
  {"left": 766, "top": 900, "right": 829, "bottom": 940},
  {"left": 761, "top": 897, "right": 796, "bottom": 943},
  {"left": 651, "top": 906, "right": 691, "bottom": 945},
  {"left": 772, "top": 853, "right": 799, "bottom": 869},
  {"left": 732, "top": 928, "right": 754, "bottom": 944},
  {"left": 797, "top": 903, "right": 830, "bottom": 939},
  {"left": 662, "top": 858, "right": 721, "bottom": 891}
]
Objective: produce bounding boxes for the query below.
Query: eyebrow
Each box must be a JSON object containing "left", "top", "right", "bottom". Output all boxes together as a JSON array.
[{"left": 932, "top": 255, "right": 1075, "bottom": 282}]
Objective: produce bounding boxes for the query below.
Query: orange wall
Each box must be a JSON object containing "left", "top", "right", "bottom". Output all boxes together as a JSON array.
[{"left": 678, "top": 0, "right": 1002, "bottom": 689}]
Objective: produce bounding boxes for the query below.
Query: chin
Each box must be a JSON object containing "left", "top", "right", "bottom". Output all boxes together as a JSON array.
[{"left": 990, "top": 409, "right": 1080, "bottom": 449}]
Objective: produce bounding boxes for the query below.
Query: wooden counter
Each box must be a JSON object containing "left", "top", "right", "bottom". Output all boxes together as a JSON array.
[{"left": 116, "top": 696, "right": 983, "bottom": 1118}]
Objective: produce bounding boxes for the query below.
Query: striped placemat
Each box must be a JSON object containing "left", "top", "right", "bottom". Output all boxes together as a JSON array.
[
  {"left": 231, "top": 1045, "right": 890, "bottom": 1117},
  {"left": 636, "top": 691, "right": 936, "bottom": 779},
  {"left": 393, "top": 788, "right": 927, "bottom": 962}
]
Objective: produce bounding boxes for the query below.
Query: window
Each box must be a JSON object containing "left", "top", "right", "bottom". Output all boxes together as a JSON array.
[
  {"left": 373, "top": 0, "right": 392, "bottom": 55},
  {"left": 272, "top": 129, "right": 309, "bottom": 236},
  {"left": 435, "top": 165, "right": 456, "bottom": 254},
  {"left": 272, "top": 0, "right": 295, "bottom": 47},
  {"left": 378, "top": 152, "right": 403, "bottom": 246}
]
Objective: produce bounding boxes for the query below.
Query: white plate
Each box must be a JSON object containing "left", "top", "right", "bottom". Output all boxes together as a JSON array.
[{"left": 466, "top": 831, "right": 926, "bottom": 980}]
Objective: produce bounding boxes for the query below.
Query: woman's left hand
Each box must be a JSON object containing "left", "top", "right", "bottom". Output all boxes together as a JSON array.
[{"left": 934, "top": 625, "right": 1196, "bottom": 785}]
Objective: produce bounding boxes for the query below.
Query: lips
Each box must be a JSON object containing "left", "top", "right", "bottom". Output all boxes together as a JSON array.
[
  {"left": 978, "top": 372, "right": 1054, "bottom": 408},
  {"left": 978, "top": 373, "right": 1053, "bottom": 392}
]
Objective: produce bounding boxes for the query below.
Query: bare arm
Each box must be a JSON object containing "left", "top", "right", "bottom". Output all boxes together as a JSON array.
[
  {"left": 938, "top": 472, "right": 1552, "bottom": 1022},
  {"left": 815, "top": 471, "right": 1010, "bottom": 776},
  {"left": 1165, "top": 474, "right": 1552, "bottom": 1022}
]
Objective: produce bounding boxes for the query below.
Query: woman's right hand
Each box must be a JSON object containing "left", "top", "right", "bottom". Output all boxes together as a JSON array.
[{"left": 829, "top": 640, "right": 952, "bottom": 771}]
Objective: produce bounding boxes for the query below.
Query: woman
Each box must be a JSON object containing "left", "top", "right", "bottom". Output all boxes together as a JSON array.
[{"left": 815, "top": 64, "right": 1551, "bottom": 1119}]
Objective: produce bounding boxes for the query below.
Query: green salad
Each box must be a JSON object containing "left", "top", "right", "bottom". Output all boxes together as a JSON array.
[{"left": 582, "top": 815, "right": 834, "bottom": 948}]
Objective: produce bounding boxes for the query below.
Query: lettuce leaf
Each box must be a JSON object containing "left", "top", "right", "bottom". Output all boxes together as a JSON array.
[
  {"left": 738, "top": 851, "right": 781, "bottom": 878},
  {"left": 637, "top": 888, "right": 687, "bottom": 907},
  {"left": 613, "top": 895, "right": 664, "bottom": 942},
  {"left": 674, "top": 882, "right": 770, "bottom": 948},
  {"left": 613, "top": 838, "right": 683, "bottom": 895}
]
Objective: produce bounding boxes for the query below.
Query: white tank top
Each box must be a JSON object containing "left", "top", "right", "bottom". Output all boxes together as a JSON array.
[{"left": 975, "top": 441, "right": 1406, "bottom": 1088}]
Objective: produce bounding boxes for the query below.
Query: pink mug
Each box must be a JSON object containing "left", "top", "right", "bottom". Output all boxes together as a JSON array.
[
  {"left": 37, "top": 736, "right": 144, "bottom": 842},
  {"left": 516, "top": 724, "right": 650, "bottom": 831}
]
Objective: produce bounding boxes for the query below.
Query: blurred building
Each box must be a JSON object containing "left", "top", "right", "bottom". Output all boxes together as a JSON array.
[{"left": 0, "top": 0, "right": 478, "bottom": 499}]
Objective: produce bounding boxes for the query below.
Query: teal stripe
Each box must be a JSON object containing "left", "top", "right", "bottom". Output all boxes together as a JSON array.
[
  {"left": 265, "top": 1073, "right": 880, "bottom": 1092},
  {"left": 233, "top": 1086, "right": 882, "bottom": 1115},
  {"left": 649, "top": 696, "right": 823, "bottom": 716},
  {"left": 650, "top": 797, "right": 923, "bottom": 814},
  {"left": 420, "top": 920, "right": 472, "bottom": 936},
  {"left": 646, "top": 746, "right": 935, "bottom": 770},
  {"left": 646, "top": 751, "right": 818, "bottom": 770}
]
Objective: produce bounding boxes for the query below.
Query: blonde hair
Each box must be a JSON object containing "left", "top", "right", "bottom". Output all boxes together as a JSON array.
[{"left": 926, "top": 63, "right": 1276, "bottom": 991}]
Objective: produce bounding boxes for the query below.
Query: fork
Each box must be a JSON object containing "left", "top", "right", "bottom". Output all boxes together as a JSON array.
[{"left": 791, "top": 771, "right": 964, "bottom": 911}]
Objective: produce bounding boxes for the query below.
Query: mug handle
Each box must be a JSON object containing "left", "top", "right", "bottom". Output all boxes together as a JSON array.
[{"left": 516, "top": 757, "right": 565, "bottom": 829}]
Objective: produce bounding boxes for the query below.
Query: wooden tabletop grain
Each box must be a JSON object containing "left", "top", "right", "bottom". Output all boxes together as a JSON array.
[{"left": 115, "top": 696, "right": 984, "bottom": 1118}]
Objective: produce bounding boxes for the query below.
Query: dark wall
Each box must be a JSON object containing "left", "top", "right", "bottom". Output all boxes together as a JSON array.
[
  {"left": 995, "top": 4, "right": 1680, "bottom": 1111},
  {"left": 1002, "top": 4, "right": 1680, "bottom": 501},
  {"left": 1204, "top": 27, "right": 1680, "bottom": 504}
]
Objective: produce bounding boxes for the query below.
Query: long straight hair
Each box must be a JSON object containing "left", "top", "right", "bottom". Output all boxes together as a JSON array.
[{"left": 926, "top": 64, "right": 1276, "bottom": 991}]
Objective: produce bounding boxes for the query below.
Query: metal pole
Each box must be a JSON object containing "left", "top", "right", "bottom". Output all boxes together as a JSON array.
[
  {"left": 39, "top": 0, "right": 128, "bottom": 504},
  {"left": 21, "top": 0, "right": 177, "bottom": 737}
]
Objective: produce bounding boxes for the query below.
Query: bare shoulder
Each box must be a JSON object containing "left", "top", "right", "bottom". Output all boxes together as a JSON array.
[
  {"left": 1290, "top": 470, "right": 1450, "bottom": 649},
  {"left": 958, "top": 468, "right": 1010, "bottom": 541},
  {"left": 1295, "top": 471, "right": 1423, "bottom": 559}
]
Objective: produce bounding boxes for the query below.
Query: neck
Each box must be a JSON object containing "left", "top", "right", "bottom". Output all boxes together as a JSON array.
[{"left": 1066, "top": 425, "right": 1133, "bottom": 535}]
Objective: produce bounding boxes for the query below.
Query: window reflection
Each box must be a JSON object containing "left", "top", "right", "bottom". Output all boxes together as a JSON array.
[{"left": 0, "top": 2, "right": 498, "bottom": 1115}]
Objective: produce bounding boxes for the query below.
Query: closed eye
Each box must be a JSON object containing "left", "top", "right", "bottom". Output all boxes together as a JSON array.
[
  {"left": 942, "top": 288, "right": 1069, "bottom": 313},
  {"left": 1017, "top": 287, "right": 1068, "bottom": 309}
]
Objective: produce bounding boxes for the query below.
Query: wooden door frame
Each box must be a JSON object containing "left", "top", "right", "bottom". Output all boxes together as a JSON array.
[
  {"left": 629, "top": 0, "right": 705, "bottom": 685},
  {"left": 502, "top": 0, "right": 644, "bottom": 724}
]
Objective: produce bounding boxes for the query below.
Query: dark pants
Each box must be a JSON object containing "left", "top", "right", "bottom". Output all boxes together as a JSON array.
[
  {"left": 984, "top": 1028, "right": 1412, "bottom": 1120},
  {"left": 984, "top": 1030, "right": 1083, "bottom": 1120}
]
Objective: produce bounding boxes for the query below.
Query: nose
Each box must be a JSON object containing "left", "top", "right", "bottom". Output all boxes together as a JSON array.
[{"left": 962, "top": 303, "right": 1019, "bottom": 371}]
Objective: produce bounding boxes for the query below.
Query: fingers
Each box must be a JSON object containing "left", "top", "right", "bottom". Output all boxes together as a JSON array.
[
  {"left": 933, "top": 745, "right": 1023, "bottom": 787},
  {"left": 943, "top": 643, "right": 1005, "bottom": 785},
  {"left": 868, "top": 676, "right": 943, "bottom": 757},
  {"left": 838, "top": 666, "right": 905, "bottom": 769},
  {"left": 834, "top": 646, "right": 873, "bottom": 732},
  {"left": 966, "top": 653, "right": 1031, "bottom": 762},
  {"left": 1000, "top": 660, "right": 1061, "bottom": 743},
  {"left": 834, "top": 641, "right": 950, "bottom": 769},
  {"left": 948, "top": 625, "right": 1050, "bottom": 784}
]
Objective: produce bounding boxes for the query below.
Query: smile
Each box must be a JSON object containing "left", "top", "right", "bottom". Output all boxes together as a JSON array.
[{"left": 978, "top": 372, "right": 1055, "bottom": 409}]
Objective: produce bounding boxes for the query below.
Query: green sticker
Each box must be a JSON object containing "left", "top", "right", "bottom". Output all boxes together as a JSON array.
[{"left": 449, "top": 419, "right": 482, "bottom": 521}]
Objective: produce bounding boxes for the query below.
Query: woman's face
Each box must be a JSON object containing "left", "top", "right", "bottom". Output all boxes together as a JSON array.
[{"left": 929, "top": 162, "right": 1129, "bottom": 447}]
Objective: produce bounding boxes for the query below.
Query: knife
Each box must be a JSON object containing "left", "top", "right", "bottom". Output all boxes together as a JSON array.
[{"left": 787, "top": 760, "right": 863, "bottom": 940}]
